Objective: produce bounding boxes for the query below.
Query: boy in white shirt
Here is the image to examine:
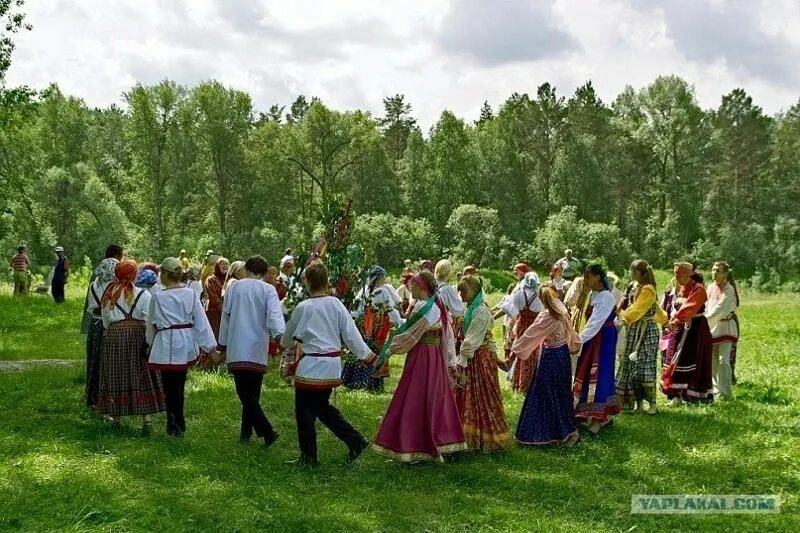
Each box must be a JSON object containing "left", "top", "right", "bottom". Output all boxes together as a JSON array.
[
  {"left": 218, "top": 256, "right": 285, "bottom": 446},
  {"left": 282, "top": 261, "right": 377, "bottom": 466}
]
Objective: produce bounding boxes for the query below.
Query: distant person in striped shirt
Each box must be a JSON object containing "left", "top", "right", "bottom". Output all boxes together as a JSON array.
[{"left": 10, "top": 246, "right": 30, "bottom": 296}]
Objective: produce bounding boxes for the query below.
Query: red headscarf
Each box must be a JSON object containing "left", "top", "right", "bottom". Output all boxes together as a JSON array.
[
  {"left": 101, "top": 260, "right": 138, "bottom": 309},
  {"left": 513, "top": 263, "right": 530, "bottom": 274}
]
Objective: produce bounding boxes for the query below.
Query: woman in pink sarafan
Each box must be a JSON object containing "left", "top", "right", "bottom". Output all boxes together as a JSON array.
[{"left": 373, "top": 271, "right": 467, "bottom": 463}]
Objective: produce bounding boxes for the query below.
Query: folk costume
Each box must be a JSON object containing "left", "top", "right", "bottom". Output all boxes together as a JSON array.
[
  {"left": 660, "top": 265, "right": 714, "bottom": 403},
  {"left": 146, "top": 267, "right": 217, "bottom": 436},
  {"left": 373, "top": 274, "right": 466, "bottom": 463},
  {"left": 499, "top": 272, "right": 543, "bottom": 393},
  {"left": 615, "top": 283, "right": 667, "bottom": 410},
  {"left": 705, "top": 281, "right": 739, "bottom": 399},
  {"left": 512, "top": 298, "right": 582, "bottom": 445},
  {"left": 454, "top": 290, "right": 509, "bottom": 452},
  {"left": 84, "top": 258, "right": 118, "bottom": 408},
  {"left": 573, "top": 289, "right": 620, "bottom": 427},
  {"left": 204, "top": 261, "right": 226, "bottom": 339},
  {"left": 97, "top": 261, "right": 165, "bottom": 419},
  {"left": 219, "top": 278, "right": 285, "bottom": 444},
  {"left": 282, "top": 295, "right": 376, "bottom": 464}
]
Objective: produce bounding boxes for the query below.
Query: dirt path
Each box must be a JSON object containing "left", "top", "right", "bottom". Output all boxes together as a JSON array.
[{"left": 0, "top": 359, "right": 80, "bottom": 373}]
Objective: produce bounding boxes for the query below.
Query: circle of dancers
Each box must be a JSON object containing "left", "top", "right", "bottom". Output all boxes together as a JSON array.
[{"left": 82, "top": 244, "right": 740, "bottom": 465}]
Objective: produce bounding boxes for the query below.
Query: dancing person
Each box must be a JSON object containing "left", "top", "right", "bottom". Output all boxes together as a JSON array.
[
  {"left": 660, "top": 262, "right": 714, "bottom": 405},
  {"left": 373, "top": 271, "right": 466, "bottom": 463},
  {"left": 435, "top": 259, "right": 465, "bottom": 367},
  {"left": 706, "top": 261, "right": 739, "bottom": 400},
  {"left": 97, "top": 260, "right": 164, "bottom": 434},
  {"left": 84, "top": 258, "right": 118, "bottom": 409},
  {"left": 573, "top": 264, "right": 620, "bottom": 434},
  {"left": 204, "top": 257, "right": 228, "bottom": 339},
  {"left": 549, "top": 264, "right": 565, "bottom": 298},
  {"left": 511, "top": 284, "right": 582, "bottom": 446},
  {"left": 496, "top": 271, "right": 543, "bottom": 394},
  {"left": 10, "top": 245, "right": 30, "bottom": 296},
  {"left": 342, "top": 265, "right": 402, "bottom": 391},
  {"left": 614, "top": 260, "right": 667, "bottom": 414},
  {"left": 146, "top": 258, "right": 217, "bottom": 437},
  {"left": 282, "top": 261, "right": 376, "bottom": 466},
  {"left": 51, "top": 246, "right": 69, "bottom": 303},
  {"left": 453, "top": 275, "right": 509, "bottom": 452},
  {"left": 218, "top": 256, "right": 285, "bottom": 446}
]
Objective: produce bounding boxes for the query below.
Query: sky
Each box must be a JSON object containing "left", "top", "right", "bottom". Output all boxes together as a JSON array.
[{"left": 6, "top": 0, "right": 800, "bottom": 128}]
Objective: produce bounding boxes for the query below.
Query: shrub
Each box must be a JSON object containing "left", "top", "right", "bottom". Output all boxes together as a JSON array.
[
  {"left": 446, "top": 204, "right": 501, "bottom": 267},
  {"left": 352, "top": 213, "right": 438, "bottom": 269}
]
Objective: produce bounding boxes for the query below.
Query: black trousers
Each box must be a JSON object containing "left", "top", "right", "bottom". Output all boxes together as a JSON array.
[
  {"left": 161, "top": 370, "right": 187, "bottom": 433},
  {"left": 295, "top": 388, "right": 364, "bottom": 460},
  {"left": 233, "top": 371, "right": 274, "bottom": 440},
  {"left": 51, "top": 281, "right": 65, "bottom": 303}
]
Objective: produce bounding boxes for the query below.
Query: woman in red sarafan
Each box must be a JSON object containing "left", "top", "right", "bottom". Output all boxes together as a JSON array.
[
  {"left": 660, "top": 262, "right": 714, "bottom": 404},
  {"left": 497, "top": 267, "right": 543, "bottom": 394}
]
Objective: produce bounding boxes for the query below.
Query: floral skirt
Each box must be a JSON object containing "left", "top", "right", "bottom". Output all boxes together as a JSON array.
[{"left": 455, "top": 346, "right": 509, "bottom": 452}]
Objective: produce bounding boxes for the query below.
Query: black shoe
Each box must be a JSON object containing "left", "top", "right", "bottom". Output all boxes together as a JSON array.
[
  {"left": 347, "top": 438, "right": 370, "bottom": 465},
  {"left": 263, "top": 431, "right": 280, "bottom": 448},
  {"left": 239, "top": 435, "right": 252, "bottom": 444},
  {"left": 285, "top": 455, "right": 318, "bottom": 467}
]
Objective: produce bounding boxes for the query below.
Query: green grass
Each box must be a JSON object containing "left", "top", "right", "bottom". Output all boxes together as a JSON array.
[{"left": 0, "top": 289, "right": 798, "bottom": 532}]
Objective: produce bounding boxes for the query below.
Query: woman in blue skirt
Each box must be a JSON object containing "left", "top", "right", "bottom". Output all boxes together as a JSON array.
[{"left": 511, "top": 284, "right": 582, "bottom": 446}]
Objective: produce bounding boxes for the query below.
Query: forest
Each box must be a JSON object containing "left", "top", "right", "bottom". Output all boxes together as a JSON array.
[{"left": 1, "top": 3, "right": 799, "bottom": 288}]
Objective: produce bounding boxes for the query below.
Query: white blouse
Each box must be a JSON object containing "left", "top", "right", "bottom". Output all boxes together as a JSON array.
[
  {"left": 85, "top": 280, "right": 111, "bottom": 317},
  {"left": 101, "top": 288, "right": 151, "bottom": 329},
  {"left": 580, "top": 290, "right": 616, "bottom": 344},
  {"left": 354, "top": 284, "right": 404, "bottom": 325},
  {"left": 146, "top": 287, "right": 217, "bottom": 367},
  {"left": 499, "top": 286, "right": 544, "bottom": 318},
  {"left": 437, "top": 281, "right": 465, "bottom": 317}
]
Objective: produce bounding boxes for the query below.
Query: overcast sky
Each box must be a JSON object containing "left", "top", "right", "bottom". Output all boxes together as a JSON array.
[{"left": 6, "top": 0, "right": 800, "bottom": 128}]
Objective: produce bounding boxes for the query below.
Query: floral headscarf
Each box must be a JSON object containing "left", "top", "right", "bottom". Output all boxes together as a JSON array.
[
  {"left": 135, "top": 268, "right": 158, "bottom": 289},
  {"left": 522, "top": 271, "right": 540, "bottom": 293},
  {"left": 95, "top": 258, "right": 118, "bottom": 285}
]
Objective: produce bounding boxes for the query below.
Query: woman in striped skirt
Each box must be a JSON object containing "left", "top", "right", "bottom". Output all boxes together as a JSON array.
[{"left": 98, "top": 260, "right": 165, "bottom": 434}]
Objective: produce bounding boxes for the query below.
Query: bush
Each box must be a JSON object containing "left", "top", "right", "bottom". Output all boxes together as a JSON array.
[
  {"left": 533, "top": 206, "right": 633, "bottom": 272},
  {"left": 352, "top": 213, "right": 439, "bottom": 269},
  {"left": 446, "top": 204, "right": 502, "bottom": 267}
]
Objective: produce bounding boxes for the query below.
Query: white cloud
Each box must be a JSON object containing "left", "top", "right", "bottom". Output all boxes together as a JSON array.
[{"left": 5, "top": 0, "right": 799, "bottom": 128}]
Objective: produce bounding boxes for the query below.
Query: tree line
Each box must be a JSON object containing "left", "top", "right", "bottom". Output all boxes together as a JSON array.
[{"left": 2, "top": 75, "right": 799, "bottom": 287}]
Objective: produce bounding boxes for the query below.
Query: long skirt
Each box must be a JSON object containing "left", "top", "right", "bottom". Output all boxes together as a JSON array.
[
  {"left": 85, "top": 318, "right": 104, "bottom": 408},
  {"left": 573, "top": 318, "right": 620, "bottom": 424},
  {"left": 730, "top": 314, "right": 740, "bottom": 383},
  {"left": 97, "top": 320, "right": 165, "bottom": 417},
  {"left": 206, "top": 308, "right": 222, "bottom": 340},
  {"left": 660, "top": 316, "right": 714, "bottom": 402},
  {"left": 509, "top": 311, "right": 539, "bottom": 393},
  {"left": 373, "top": 341, "right": 467, "bottom": 462},
  {"left": 516, "top": 344, "right": 578, "bottom": 445},
  {"left": 455, "top": 346, "right": 509, "bottom": 452},
  {"left": 615, "top": 319, "right": 659, "bottom": 407}
]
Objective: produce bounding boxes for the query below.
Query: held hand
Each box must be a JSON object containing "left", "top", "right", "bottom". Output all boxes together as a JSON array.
[{"left": 358, "top": 352, "right": 378, "bottom": 367}]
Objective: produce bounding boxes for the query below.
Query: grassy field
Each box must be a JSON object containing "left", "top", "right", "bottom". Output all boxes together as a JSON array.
[{"left": 0, "top": 286, "right": 798, "bottom": 532}]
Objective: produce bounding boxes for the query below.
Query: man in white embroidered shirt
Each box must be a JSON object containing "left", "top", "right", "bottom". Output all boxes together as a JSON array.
[
  {"left": 218, "top": 255, "right": 285, "bottom": 447},
  {"left": 282, "top": 260, "right": 377, "bottom": 466}
]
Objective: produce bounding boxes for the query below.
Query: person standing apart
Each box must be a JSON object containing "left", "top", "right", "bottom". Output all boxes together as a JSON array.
[
  {"left": 453, "top": 275, "right": 510, "bottom": 452},
  {"left": 98, "top": 260, "right": 165, "bottom": 434},
  {"left": 705, "top": 261, "right": 739, "bottom": 400},
  {"left": 573, "top": 264, "right": 620, "bottom": 435},
  {"left": 660, "top": 262, "right": 714, "bottom": 405},
  {"left": 614, "top": 260, "right": 667, "bottom": 414},
  {"left": 178, "top": 250, "right": 190, "bottom": 270},
  {"left": 51, "top": 246, "right": 69, "bottom": 303},
  {"left": 373, "top": 271, "right": 466, "bottom": 463},
  {"left": 10, "top": 246, "right": 30, "bottom": 296},
  {"left": 218, "top": 256, "right": 285, "bottom": 446},
  {"left": 84, "top": 258, "right": 118, "bottom": 409},
  {"left": 282, "top": 261, "right": 376, "bottom": 466},
  {"left": 556, "top": 249, "right": 582, "bottom": 282},
  {"left": 146, "top": 258, "right": 217, "bottom": 437},
  {"left": 511, "top": 284, "right": 582, "bottom": 446}
]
